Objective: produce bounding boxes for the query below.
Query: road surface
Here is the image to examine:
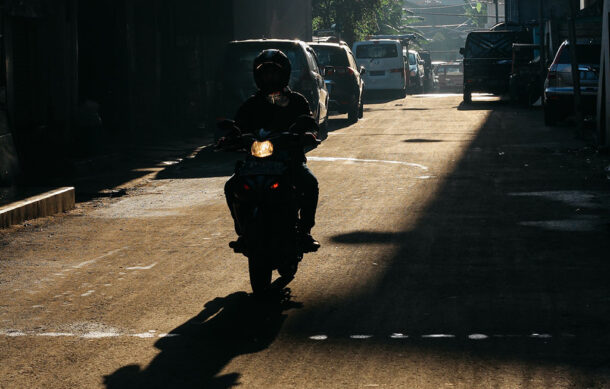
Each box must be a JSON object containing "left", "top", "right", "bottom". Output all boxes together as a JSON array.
[{"left": 1, "top": 94, "right": 610, "bottom": 388}]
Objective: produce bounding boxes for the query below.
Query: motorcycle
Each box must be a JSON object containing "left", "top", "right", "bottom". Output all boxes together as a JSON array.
[{"left": 218, "top": 119, "right": 320, "bottom": 295}]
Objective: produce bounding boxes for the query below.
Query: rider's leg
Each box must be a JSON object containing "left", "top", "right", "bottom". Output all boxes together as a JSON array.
[{"left": 295, "top": 164, "right": 320, "bottom": 251}]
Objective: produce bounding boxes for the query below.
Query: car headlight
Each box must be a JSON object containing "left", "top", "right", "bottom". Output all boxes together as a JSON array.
[{"left": 251, "top": 140, "right": 274, "bottom": 158}]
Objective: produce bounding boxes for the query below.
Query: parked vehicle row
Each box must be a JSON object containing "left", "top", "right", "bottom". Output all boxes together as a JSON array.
[
  {"left": 459, "top": 26, "right": 600, "bottom": 127},
  {"left": 543, "top": 39, "right": 601, "bottom": 125}
]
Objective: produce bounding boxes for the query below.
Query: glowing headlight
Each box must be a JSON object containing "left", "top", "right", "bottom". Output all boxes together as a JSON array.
[{"left": 251, "top": 140, "right": 274, "bottom": 158}]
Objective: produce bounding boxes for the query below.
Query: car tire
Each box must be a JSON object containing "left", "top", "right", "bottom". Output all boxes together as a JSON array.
[
  {"left": 463, "top": 87, "right": 472, "bottom": 103},
  {"left": 348, "top": 102, "right": 359, "bottom": 123},
  {"left": 318, "top": 111, "right": 328, "bottom": 140}
]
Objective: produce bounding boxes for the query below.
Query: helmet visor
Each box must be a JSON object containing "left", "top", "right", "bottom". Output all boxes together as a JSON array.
[{"left": 256, "top": 62, "right": 285, "bottom": 93}]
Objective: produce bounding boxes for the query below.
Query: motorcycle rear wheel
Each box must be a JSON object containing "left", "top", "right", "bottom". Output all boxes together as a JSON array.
[{"left": 248, "top": 257, "right": 272, "bottom": 295}]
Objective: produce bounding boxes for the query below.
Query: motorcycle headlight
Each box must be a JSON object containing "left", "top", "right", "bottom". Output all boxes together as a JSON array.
[{"left": 251, "top": 140, "right": 274, "bottom": 158}]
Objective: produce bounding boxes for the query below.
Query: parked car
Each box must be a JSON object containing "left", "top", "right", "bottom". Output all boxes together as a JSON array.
[
  {"left": 407, "top": 49, "right": 426, "bottom": 94},
  {"left": 310, "top": 41, "right": 365, "bottom": 123},
  {"left": 435, "top": 62, "right": 463, "bottom": 92},
  {"left": 460, "top": 30, "right": 530, "bottom": 103},
  {"left": 215, "top": 39, "right": 330, "bottom": 139},
  {"left": 543, "top": 39, "right": 601, "bottom": 125},
  {"left": 353, "top": 39, "right": 406, "bottom": 97}
]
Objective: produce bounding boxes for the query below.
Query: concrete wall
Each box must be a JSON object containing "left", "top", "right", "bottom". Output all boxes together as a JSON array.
[{"left": 233, "top": 0, "right": 312, "bottom": 41}]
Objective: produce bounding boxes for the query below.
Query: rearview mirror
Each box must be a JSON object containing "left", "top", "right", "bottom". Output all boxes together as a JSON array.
[
  {"left": 459, "top": 47, "right": 465, "bottom": 55},
  {"left": 360, "top": 66, "right": 366, "bottom": 75}
]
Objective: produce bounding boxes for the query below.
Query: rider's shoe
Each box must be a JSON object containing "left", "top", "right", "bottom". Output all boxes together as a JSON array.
[
  {"left": 299, "top": 233, "right": 320, "bottom": 253},
  {"left": 229, "top": 236, "right": 246, "bottom": 253}
]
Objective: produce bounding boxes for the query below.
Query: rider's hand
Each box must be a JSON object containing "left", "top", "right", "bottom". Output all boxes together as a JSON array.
[{"left": 299, "top": 132, "right": 318, "bottom": 147}]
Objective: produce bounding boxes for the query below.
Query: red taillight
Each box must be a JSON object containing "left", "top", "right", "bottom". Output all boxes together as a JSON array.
[
  {"left": 243, "top": 184, "right": 251, "bottom": 190},
  {"left": 334, "top": 67, "right": 355, "bottom": 76},
  {"left": 270, "top": 182, "right": 279, "bottom": 190}
]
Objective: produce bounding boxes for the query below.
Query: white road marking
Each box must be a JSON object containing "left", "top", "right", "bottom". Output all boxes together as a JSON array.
[
  {"left": 350, "top": 334, "right": 373, "bottom": 339},
  {"left": 422, "top": 334, "right": 456, "bottom": 338},
  {"left": 307, "top": 156, "right": 429, "bottom": 171},
  {"left": 82, "top": 331, "right": 120, "bottom": 339},
  {"left": 309, "top": 335, "right": 328, "bottom": 340},
  {"left": 38, "top": 333, "right": 74, "bottom": 337},
  {"left": 126, "top": 263, "right": 157, "bottom": 271},
  {"left": 390, "top": 333, "right": 409, "bottom": 339},
  {"left": 468, "top": 334, "right": 489, "bottom": 340},
  {"left": 80, "top": 290, "right": 95, "bottom": 297},
  {"left": 73, "top": 247, "right": 129, "bottom": 269}
]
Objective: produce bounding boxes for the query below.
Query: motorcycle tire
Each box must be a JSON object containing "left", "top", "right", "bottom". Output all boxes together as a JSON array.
[
  {"left": 278, "top": 260, "right": 298, "bottom": 279},
  {"left": 248, "top": 257, "right": 272, "bottom": 295}
]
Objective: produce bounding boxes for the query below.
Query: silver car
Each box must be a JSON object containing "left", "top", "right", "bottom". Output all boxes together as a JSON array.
[{"left": 543, "top": 40, "right": 601, "bottom": 125}]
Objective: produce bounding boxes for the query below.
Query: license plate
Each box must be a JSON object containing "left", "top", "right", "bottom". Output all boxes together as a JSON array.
[{"left": 240, "top": 160, "right": 286, "bottom": 176}]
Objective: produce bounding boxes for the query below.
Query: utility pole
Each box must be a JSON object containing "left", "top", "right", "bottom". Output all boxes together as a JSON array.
[
  {"left": 495, "top": 0, "right": 499, "bottom": 24},
  {"left": 568, "top": 0, "right": 583, "bottom": 138},
  {"left": 539, "top": 0, "right": 546, "bottom": 85}
]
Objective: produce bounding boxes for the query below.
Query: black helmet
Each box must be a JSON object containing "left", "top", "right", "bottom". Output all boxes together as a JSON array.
[{"left": 253, "top": 49, "right": 291, "bottom": 93}]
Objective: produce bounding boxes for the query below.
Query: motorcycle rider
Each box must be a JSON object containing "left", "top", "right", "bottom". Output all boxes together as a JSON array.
[{"left": 220, "top": 49, "right": 321, "bottom": 253}]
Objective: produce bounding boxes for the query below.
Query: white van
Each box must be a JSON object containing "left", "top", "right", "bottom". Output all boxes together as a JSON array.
[{"left": 353, "top": 39, "right": 406, "bottom": 96}]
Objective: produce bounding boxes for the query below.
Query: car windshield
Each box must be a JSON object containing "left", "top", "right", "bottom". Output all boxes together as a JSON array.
[
  {"left": 224, "top": 43, "right": 305, "bottom": 76},
  {"left": 355, "top": 43, "right": 398, "bottom": 59},
  {"left": 408, "top": 53, "right": 416, "bottom": 65},
  {"left": 445, "top": 65, "right": 462, "bottom": 75},
  {"left": 557, "top": 44, "right": 601, "bottom": 65},
  {"left": 311, "top": 46, "right": 349, "bottom": 67}
]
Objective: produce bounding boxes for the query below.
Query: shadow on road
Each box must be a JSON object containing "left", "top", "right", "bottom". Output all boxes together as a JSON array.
[
  {"left": 308, "top": 99, "right": 610, "bottom": 380},
  {"left": 104, "top": 288, "right": 302, "bottom": 389}
]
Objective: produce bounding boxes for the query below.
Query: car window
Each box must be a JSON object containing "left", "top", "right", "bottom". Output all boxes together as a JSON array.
[
  {"left": 311, "top": 45, "right": 349, "bottom": 67},
  {"left": 408, "top": 53, "right": 416, "bottom": 65},
  {"left": 355, "top": 44, "right": 398, "bottom": 59},
  {"left": 347, "top": 50, "right": 358, "bottom": 69},
  {"left": 465, "top": 33, "right": 514, "bottom": 58},
  {"left": 305, "top": 48, "right": 320, "bottom": 74},
  {"left": 445, "top": 65, "right": 462, "bottom": 75},
  {"left": 224, "top": 43, "right": 305, "bottom": 76},
  {"left": 557, "top": 44, "right": 601, "bottom": 64}
]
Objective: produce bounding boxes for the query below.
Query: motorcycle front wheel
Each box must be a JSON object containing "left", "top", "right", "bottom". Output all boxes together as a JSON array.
[{"left": 248, "top": 257, "right": 272, "bottom": 295}]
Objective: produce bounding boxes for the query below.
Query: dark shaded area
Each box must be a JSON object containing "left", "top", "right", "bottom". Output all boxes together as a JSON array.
[
  {"left": 302, "top": 101, "right": 610, "bottom": 377},
  {"left": 403, "top": 138, "right": 442, "bottom": 143},
  {"left": 457, "top": 99, "right": 510, "bottom": 111},
  {"left": 105, "top": 288, "right": 302, "bottom": 389},
  {"left": 362, "top": 90, "right": 405, "bottom": 104}
]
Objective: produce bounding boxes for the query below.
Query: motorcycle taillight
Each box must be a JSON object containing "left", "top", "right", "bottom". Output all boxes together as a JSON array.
[{"left": 270, "top": 182, "right": 279, "bottom": 190}]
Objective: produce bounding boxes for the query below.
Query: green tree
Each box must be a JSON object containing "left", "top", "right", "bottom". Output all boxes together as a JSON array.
[{"left": 313, "top": 0, "right": 411, "bottom": 44}]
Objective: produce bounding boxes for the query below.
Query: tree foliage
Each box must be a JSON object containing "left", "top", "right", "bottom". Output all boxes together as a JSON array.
[{"left": 312, "top": 0, "right": 406, "bottom": 44}]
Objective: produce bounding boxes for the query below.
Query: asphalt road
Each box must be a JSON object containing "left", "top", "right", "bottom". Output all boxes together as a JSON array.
[{"left": 1, "top": 94, "right": 610, "bottom": 388}]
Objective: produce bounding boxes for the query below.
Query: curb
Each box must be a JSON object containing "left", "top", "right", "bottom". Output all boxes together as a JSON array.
[{"left": 0, "top": 187, "right": 75, "bottom": 228}]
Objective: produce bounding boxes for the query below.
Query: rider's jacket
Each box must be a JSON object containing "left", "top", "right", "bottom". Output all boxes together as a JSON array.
[{"left": 235, "top": 88, "right": 317, "bottom": 163}]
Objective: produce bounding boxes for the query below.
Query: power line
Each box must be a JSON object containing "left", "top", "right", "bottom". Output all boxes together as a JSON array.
[{"left": 409, "top": 11, "right": 506, "bottom": 19}]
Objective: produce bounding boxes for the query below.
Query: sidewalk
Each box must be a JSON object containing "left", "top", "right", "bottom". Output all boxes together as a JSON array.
[{"left": 0, "top": 135, "right": 214, "bottom": 229}]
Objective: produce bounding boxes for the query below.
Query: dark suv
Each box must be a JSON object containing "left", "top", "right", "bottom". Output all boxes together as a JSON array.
[
  {"left": 215, "top": 39, "right": 329, "bottom": 138},
  {"left": 543, "top": 40, "right": 601, "bottom": 125},
  {"left": 309, "top": 42, "right": 365, "bottom": 123},
  {"left": 460, "top": 30, "right": 529, "bottom": 103}
]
